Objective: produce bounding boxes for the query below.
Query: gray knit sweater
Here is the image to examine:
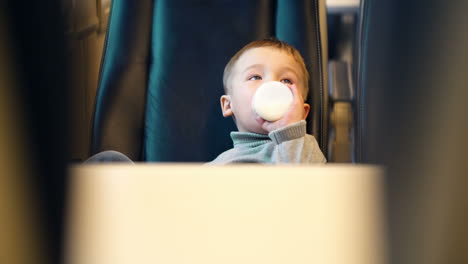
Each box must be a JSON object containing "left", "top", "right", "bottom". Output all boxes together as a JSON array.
[{"left": 208, "top": 120, "right": 326, "bottom": 164}]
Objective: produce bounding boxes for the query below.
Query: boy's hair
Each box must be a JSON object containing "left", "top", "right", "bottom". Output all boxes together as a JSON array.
[{"left": 223, "top": 38, "right": 310, "bottom": 98}]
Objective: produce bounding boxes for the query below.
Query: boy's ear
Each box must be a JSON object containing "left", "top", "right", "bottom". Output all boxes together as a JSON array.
[
  {"left": 220, "top": 95, "right": 233, "bottom": 117},
  {"left": 303, "top": 103, "right": 311, "bottom": 120}
]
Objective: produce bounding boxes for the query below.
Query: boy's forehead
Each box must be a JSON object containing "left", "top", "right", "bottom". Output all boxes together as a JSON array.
[
  {"left": 239, "top": 47, "right": 288, "bottom": 62},
  {"left": 235, "top": 47, "right": 299, "bottom": 70}
]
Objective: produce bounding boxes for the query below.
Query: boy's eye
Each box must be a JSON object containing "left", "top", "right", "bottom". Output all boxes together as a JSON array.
[
  {"left": 281, "top": 79, "right": 293, "bottom": 84},
  {"left": 248, "top": 75, "right": 262, "bottom": 81}
]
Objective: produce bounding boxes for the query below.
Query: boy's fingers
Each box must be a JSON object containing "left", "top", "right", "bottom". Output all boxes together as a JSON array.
[{"left": 289, "top": 84, "right": 303, "bottom": 102}]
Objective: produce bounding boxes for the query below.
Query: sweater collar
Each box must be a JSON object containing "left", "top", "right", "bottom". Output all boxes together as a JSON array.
[{"left": 230, "top": 131, "right": 271, "bottom": 148}]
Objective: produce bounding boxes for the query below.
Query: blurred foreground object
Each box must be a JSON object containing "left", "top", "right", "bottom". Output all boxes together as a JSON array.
[
  {"left": 1, "top": 1, "right": 69, "bottom": 263},
  {"left": 0, "top": 12, "right": 45, "bottom": 264},
  {"left": 66, "top": 164, "right": 386, "bottom": 264},
  {"left": 355, "top": 0, "right": 468, "bottom": 263}
]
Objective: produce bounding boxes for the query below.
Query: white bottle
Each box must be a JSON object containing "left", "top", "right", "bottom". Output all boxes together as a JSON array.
[{"left": 251, "top": 81, "right": 293, "bottom": 121}]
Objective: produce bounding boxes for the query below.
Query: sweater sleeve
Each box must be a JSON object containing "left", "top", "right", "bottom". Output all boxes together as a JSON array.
[{"left": 268, "top": 120, "right": 327, "bottom": 164}]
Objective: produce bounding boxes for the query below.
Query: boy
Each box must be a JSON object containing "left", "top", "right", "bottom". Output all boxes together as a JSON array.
[{"left": 209, "top": 38, "right": 326, "bottom": 164}]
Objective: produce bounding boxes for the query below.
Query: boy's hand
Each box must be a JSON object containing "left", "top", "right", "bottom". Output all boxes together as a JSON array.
[{"left": 257, "top": 84, "right": 309, "bottom": 133}]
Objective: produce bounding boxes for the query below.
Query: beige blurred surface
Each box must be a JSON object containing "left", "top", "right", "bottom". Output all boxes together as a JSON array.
[{"left": 66, "top": 164, "right": 386, "bottom": 264}]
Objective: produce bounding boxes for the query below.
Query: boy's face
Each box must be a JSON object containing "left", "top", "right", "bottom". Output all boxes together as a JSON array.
[{"left": 221, "top": 47, "right": 309, "bottom": 134}]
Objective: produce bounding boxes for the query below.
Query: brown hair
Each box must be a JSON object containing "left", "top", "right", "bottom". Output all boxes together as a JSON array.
[{"left": 223, "top": 38, "right": 310, "bottom": 98}]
